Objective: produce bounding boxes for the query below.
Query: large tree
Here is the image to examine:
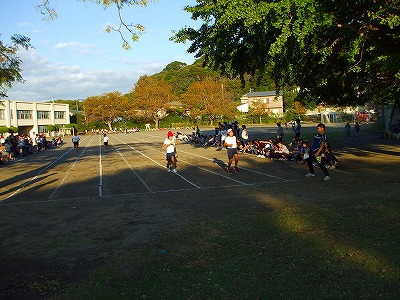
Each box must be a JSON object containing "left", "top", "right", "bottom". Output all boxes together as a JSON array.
[
  {"left": 130, "top": 75, "right": 175, "bottom": 129},
  {"left": 183, "top": 76, "right": 235, "bottom": 125},
  {"left": 0, "top": 35, "right": 33, "bottom": 98},
  {"left": 173, "top": 0, "right": 400, "bottom": 106},
  {"left": 84, "top": 91, "right": 131, "bottom": 130}
]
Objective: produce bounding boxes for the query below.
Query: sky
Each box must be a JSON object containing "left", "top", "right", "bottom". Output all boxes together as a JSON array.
[{"left": 1, "top": 0, "right": 200, "bottom": 102}]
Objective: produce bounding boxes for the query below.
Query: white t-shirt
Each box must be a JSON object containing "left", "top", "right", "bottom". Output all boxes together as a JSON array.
[
  {"left": 164, "top": 137, "right": 176, "bottom": 153},
  {"left": 103, "top": 136, "right": 109, "bottom": 142},
  {"left": 241, "top": 129, "right": 248, "bottom": 139},
  {"left": 72, "top": 135, "right": 80, "bottom": 142},
  {"left": 224, "top": 135, "right": 237, "bottom": 149}
]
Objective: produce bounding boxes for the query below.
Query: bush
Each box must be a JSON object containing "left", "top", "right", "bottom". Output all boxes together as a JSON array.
[{"left": 8, "top": 126, "right": 18, "bottom": 133}]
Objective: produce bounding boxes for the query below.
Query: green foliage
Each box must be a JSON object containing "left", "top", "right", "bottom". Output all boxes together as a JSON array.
[
  {"left": 46, "top": 125, "right": 59, "bottom": 132},
  {"left": 8, "top": 126, "right": 18, "bottom": 133},
  {"left": 0, "top": 126, "right": 9, "bottom": 133},
  {"left": 0, "top": 34, "right": 34, "bottom": 98},
  {"left": 173, "top": 0, "right": 400, "bottom": 106}
]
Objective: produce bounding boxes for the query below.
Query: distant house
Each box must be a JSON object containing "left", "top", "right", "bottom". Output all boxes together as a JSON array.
[{"left": 238, "top": 91, "right": 284, "bottom": 115}]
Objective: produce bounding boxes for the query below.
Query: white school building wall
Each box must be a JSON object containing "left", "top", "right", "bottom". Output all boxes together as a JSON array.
[{"left": 0, "top": 100, "right": 70, "bottom": 138}]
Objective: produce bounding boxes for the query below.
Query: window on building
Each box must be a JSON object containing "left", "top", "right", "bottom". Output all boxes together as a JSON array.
[
  {"left": 17, "top": 110, "right": 33, "bottom": 119},
  {"left": 54, "top": 111, "right": 65, "bottom": 119},
  {"left": 37, "top": 111, "right": 50, "bottom": 119},
  {"left": 0, "top": 109, "right": 5, "bottom": 119},
  {"left": 38, "top": 125, "right": 47, "bottom": 133}
]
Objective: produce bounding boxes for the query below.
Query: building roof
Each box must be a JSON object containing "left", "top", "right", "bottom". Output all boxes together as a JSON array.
[{"left": 244, "top": 91, "right": 283, "bottom": 97}]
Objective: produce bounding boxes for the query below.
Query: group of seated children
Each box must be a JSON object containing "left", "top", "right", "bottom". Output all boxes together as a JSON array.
[
  {"left": 178, "top": 125, "right": 339, "bottom": 170},
  {"left": 240, "top": 137, "right": 338, "bottom": 169}
]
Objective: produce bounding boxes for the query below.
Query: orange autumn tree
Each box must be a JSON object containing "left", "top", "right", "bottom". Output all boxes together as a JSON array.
[
  {"left": 183, "top": 76, "right": 234, "bottom": 126},
  {"left": 84, "top": 91, "right": 130, "bottom": 130},
  {"left": 130, "top": 75, "right": 174, "bottom": 129}
]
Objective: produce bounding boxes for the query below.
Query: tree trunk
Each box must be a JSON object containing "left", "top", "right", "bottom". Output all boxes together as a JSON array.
[
  {"left": 107, "top": 121, "right": 112, "bottom": 131},
  {"left": 153, "top": 116, "right": 159, "bottom": 129},
  {"left": 385, "top": 99, "right": 399, "bottom": 132},
  {"left": 259, "top": 115, "right": 262, "bottom": 124}
]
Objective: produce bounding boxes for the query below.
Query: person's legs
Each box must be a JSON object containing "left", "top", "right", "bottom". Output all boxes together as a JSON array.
[
  {"left": 234, "top": 153, "right": 239, "bottom": 167},
  {"left": 306, "top": 153, "right": 315, "bottom": 175},
  {"left": 314, "top": 156, "right": 329, "bottom": 177},
  {"left": 227, "top": 158, "right": 232, "bottom": 168},
  {"left": 170, "top": 155, "right": 176, "bottom": 169}
]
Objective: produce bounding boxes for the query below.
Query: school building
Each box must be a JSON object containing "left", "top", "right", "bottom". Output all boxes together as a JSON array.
[{"left": 0, "top": 99, "right": 70, "bottom": 137}]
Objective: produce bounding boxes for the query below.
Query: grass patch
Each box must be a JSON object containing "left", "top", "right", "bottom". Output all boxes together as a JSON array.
[{"left": 57, "top": 202, "right": 400, "bottom": 299}]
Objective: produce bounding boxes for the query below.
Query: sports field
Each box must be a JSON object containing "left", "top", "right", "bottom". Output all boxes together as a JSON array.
[{"left": 1, "top": 124, "right": 399, "bottom": 299}]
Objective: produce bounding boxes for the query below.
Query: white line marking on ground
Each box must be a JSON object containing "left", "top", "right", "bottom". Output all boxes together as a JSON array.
[
  {"left": 113, "top": 135, "right": 201, "bottom": 189},
  {"left": 110, "top": 140, "right": 153, "bottom": 192},
  {"left": 2, "top": 143, "right": 82, "bottom": 201},
  {"left": 48, "top": 135, "right": 95, "bottom": 199},
  {"left": 178, "top": 158, "right": 248, "bottom": 185},
  {"left": 99, "top": 137, "right": 103, "bottom": 197},
  {"left": 179, "top": 149, "right": 290, "bottom": 181}
]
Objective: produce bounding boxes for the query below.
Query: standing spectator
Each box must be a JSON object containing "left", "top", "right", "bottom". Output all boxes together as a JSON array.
[
  {"left": 219, "top": 126, "right": 228, "bottom": 150},
  {"left": 276, "top": 122, "right": 284, "bottom": 143},
  {"left": 345, "top": 122, "right": 351, "bottom": 137},
  {"left": 241, "top": 125, "right": 249, "bottom": 147},
  {"left": 305, "top": 123, "right": 330, "bottom": 181},
  {"left": 224, "top": 128, "right": 239, "bottom": 174},
  {"left": 354, "top": 122, "right": 360, "bottom": 137},
  {"left": 293, "top": 119, "right": 301, "bottom": 143}
]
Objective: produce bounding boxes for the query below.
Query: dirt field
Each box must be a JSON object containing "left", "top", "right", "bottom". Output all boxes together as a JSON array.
[{"left": 0, "top": 124, "right": 399, "bottom": 299}]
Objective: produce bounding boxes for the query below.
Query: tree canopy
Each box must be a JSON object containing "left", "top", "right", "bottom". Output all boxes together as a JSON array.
[
  {"left": 84, "top": 91, "right": 130, "bottom": 130},
  {"left": 0, "top": 35, "right": 33, "bottom": 98},
  {"left": 173, "top": 0, "right": 400, "bottom": 106},
  {"left": 182, "top": 76, "right": 235, "bottom": 125},
  {"left": 130, "top": 75, "right": 175, "bottom": 129}
]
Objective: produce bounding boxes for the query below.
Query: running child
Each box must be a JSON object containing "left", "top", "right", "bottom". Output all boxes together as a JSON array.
[
  {"left": 72, "top": 132, "right": 80, "bottom": 152},
  {"left": 162, "top": 131, "right": 177, "bottom": 173},
  {"left": 305, "top": 123, "right": 330, "bottom": 181},
  {"left": 102, "top": 133, "right": 109, "bottom": 152},
  {"left": 223, "top": 128, "right": 239, "bottom": 174}
]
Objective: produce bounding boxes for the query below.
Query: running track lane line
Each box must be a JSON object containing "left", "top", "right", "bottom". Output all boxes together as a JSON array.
[
  {"left": 112, "top": 135, "right": 201, "bottom": 189},
  {"left": 139, "top": 132, "right": 353, "bottom": 176},
  {"left": 131, "top": 134, "right": 290, "bottom": 182},
  {"left": 2, "top": 136, "right": 90, "bottom": 202},
  {"left": 99, "top": 137, "right": 103, "bottom": 197},
  {"left": 123, "top": 135, "right": 249, "bottom": 186},
  {"left": 110, "top": 139, "right": 153, "bottom": 193},
  {"left": 48, "top": 135, "right": 95, "bottom": 200},
  {"left": 179, "top": 149, "right": 291, "bottom": 181}
]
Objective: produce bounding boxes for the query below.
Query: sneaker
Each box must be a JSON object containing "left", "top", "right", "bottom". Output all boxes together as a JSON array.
[
  {"left": 305, "top": 173, "right": 315, "bottom": 177},
  {"left": 228, "top": 167, "right": 233, "bottom": 174},
  {"left": 172, "top": 168, "right": 177, "bottom": 173},
  {"left": 234, "top": 167, "right": 239, "bottom": 173},
  {"left": 323, "top": 176, "right": 331, "bottom": 181}
]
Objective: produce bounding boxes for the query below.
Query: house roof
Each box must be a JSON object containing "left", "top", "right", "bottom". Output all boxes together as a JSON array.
[{"left": 244, "top": 91, "right": 283, "bottom": 97}]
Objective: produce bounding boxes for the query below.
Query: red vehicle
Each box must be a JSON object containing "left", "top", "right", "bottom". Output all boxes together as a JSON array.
[{"left": 355, "top": 111, "right": 372, "bottom": 123}]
